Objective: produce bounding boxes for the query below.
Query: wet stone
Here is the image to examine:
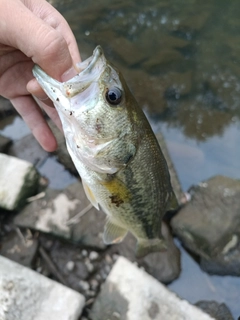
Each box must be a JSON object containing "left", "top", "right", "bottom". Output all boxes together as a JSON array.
[
  {"left": 108, "top": 222, "right": 181, "bottom": 284},
  {"left": 142, "top": 49, "right": 184, "bottom": 73},
  {"left": 14, "top": 182, "right": 106, "bottom": 249},
  {"left": 0, "top": 153, "right": 40, "bottom": 211},
  {"left": 195, "top": 300, "right": 234, "bottom": 320},
  {"left": 0, "top": 255, "right": 85, "bottom": 320},
  {"left": 171, "top": 175, "right": 240, "bottom": 276},
  {"left": 111, "top": 37, "right": 147, "bottom": 65},
  {"left": 91, "top": 257, "right": 215, "bottom": 320}
]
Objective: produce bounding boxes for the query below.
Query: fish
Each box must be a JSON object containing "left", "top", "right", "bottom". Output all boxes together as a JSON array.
[{"left": 32, "top": 45, "right": 178, "bottom": 258}]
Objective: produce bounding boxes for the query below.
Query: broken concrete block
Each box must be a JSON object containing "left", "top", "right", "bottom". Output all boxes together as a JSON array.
[
  {"left": 0, "top": 256, "right": 85, "bottom": 320},
  {"left": 0, "top": 153, "right": 40, "bottom": 211},
  {"left": 91, "top": 256, "right": 215, "bottom": 320},
  {"left": 109, "top": 222, "right": 181, "bottom": 284},
  {"left": 14, "top": 182, "right": 106, "bottom": 249}
]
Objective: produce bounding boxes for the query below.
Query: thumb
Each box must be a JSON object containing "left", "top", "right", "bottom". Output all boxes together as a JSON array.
[{"left": 0, "top": 0, "right": 79, "bottom": 80}]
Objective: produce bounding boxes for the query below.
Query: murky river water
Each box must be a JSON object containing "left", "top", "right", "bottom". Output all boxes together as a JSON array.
[{"left": 1, "top": 0, "right": 240, "bottom": 318}]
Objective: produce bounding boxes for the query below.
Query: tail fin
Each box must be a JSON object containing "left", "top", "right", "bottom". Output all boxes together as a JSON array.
[{"left": 135, "top": 238, "right": 167, "bottom": 258}]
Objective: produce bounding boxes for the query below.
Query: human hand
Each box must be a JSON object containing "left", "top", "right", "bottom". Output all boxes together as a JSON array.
[{"left": 0, "top": 0, "right": 81, "bottom": 151}]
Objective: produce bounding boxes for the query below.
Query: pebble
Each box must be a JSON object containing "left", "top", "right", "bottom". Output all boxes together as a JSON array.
[
  {"left": 89, "top": 251, "right": 99, "bottom": 261},
  {"left": 85, "top": 259, "right": 95, "bottom": 273},
  {"left": 90, "top": 279, "right": 99, "bottom": 290},
  {"left": 79, "top": 280, "right": 90, "bottom": 291},
  {"left": 86, "top": 290, "right": 96, "bottom": 297},
  {"left": 66, "top": 260, "right": 75, "bottom": 272},
  {"left": 81, "top": 249, "right": 88, "bottom": 257},
  {"left": 105, "top": 254, "right": 113, "bottom": 264}
]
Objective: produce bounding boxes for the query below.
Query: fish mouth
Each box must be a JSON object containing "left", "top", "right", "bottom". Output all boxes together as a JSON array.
[
  {"left": 77, "top": 45, "right": 104, "bottom": 75},
  {"left": 32, "top": 45, "right": 106, "bottom": 100}
]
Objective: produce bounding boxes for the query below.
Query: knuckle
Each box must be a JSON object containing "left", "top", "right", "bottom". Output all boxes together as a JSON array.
[{"left": 41, "top": 29, "right": 65, "bottom": 59}]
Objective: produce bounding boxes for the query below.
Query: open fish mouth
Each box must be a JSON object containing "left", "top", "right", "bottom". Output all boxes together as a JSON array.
[{"left": 32, "top": 45, "right": 106, "bottom": 101}]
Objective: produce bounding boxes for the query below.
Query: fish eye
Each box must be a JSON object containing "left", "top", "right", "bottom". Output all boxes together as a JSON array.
[{"left": 105, "top": 87, "right": 122, "bottom": 106}]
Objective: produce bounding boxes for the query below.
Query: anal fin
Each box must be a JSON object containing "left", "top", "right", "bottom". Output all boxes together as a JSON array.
[{"left": 103, "top": 219, "right": 127, "bottom": 244}]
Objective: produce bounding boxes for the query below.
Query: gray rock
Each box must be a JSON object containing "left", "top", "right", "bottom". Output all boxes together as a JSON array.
[
  {"left": 91, "top": 257, "right": 215, "bottom": 320},
  {"left": 171, "top": 175, "right": 240, "bottom": 275},
  {"left": 14, "top": 182, "right": 106, "bottom": 249},
  {"left": 109, "top": 222, "right": 181, "bottom": 284},
  {"left": 8, "top": 134, "right": 48, "bottom": 167},
  {"left": 195, "top": 301, "right": 234, "bottom": 320},
  {"left": 111, "top": 36, "right": 147, "bottom": 65},
  {"left": 0, "top": 134, "right": 12, "bottom": 153},
  {"left": 0, "top": 153, "right": 40, "bottom": 211},
  {"left": 0, "top": 256, "right": 85, "bottom": 320}
]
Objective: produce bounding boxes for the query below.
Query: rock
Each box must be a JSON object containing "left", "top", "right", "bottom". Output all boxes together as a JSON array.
[
  {"left": 0, "top": 230, "right": 38, "bottom": 268},
  {"left": 111, "top": 37, "right": 147, "bottom": 65},
  {"left": 108, "top": 222, "right": 181, "bottom": 284},
  {"left": 143, "top": 49, "right": 184, "bottom": 73},
  {"left": 195, "top": 301, "right": 234, "bottom": 320},
  {"left": 91, "top": 257, "right": 215, "bottom": 320},
  {"left": 200, "top": 241, "right": 240, "bottom": 276},
  {"left": 0, "top": 153, "right": 40, "bottom": 211},
  {"left": 171, "top": 175, "right": 240, "bottom": 275},
  {"left": 125, "top": 69, "right": 168, "bottom": 113},
  {"left": 8, "top": 133, "right": 48, "bottom": 167},
  {"left": 14, "top": 182, "right": 106, "bottom": 249},
  {"left": 0, "top": 255, "right": 85, "bottom": 320},
  {"left": 0, "top": 134, "right": 12, "bottom": 153}
]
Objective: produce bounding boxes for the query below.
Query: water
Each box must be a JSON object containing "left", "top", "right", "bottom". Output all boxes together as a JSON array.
[{"left": 1, "top": 0, "right": 240, "bottom": 318}]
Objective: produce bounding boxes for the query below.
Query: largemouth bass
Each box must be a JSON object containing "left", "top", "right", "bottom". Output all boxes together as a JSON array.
[{"left": 33, "top": 46, "right": 177, "bottom": 258}]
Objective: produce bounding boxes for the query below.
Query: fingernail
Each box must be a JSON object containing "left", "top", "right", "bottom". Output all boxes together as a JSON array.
[{"left": 61, "top": 66, "right": 78, "bottom": 81}]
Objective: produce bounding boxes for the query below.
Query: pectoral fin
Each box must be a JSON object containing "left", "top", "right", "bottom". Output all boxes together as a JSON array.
[
  {"left": 103, "top": 219, "right": 127, "bottom": 244},
  {"left": 82, "top": 179, "right": 99, "bottom": 210}
]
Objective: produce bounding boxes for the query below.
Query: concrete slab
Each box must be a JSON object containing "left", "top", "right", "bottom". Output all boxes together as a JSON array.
[
  {"left": 0, "top": 153, "right": 40, "bottom": 211},
  {"left": 91, "top": 256, "right": 215, "bottom": 320},
  {"left": 0, "top": 255, "right": 85, "bottom": 320}
]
